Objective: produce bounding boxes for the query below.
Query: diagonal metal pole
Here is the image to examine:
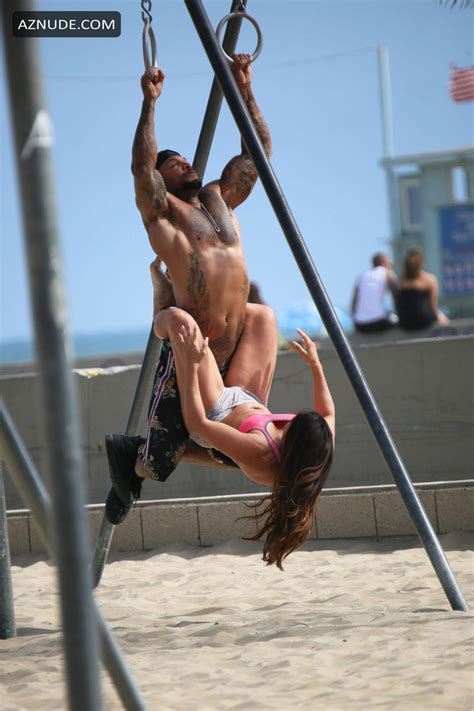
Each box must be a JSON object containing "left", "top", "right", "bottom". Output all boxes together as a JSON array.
[
  {"left": 0, "top": 402, "right": 147, "bottom": 711},
  {"left": 92, "top": 0, "right": 250, "bottom": 588},
  {"left": 0, "top": 464, "right": 15, "bottom": 639},
  {"left": 3, "top": 1, "right": 102, "bottom": 708},
  {"left": 184, "top": 0, "right": 469, "bottom": 612},
  {"left": 92, "top": 329, "right": 161, "bottom": 587}
]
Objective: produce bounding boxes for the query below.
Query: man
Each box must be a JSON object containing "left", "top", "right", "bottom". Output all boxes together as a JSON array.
[
  {"left": 105, "top": 55, "right": 274, "bottom": 524},
  {"left": 351, "top": 253, "right": 399, "bottom": 333}
]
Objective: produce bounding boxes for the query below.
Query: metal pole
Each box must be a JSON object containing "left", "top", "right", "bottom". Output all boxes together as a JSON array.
[
  {"left": 376, "top": 45, "right": 401, "bottom": 264},
  {"left": 0, "top": 402, "right": 147, "bottom": 711},
  {"left": 0, "top": 465, "right": 16, "bottom": 639},
  {"left": 184, "top": 0, "right": 469, "bottom": 612},
  {"left": 3, "top": 2, "right": 102, "bottom": 707},
  {"left": 92, "top": 326, "right": 161, "bottom": 586},
  {"left": 377, "top": 44, "right": 394, "bottom": 159},
  {"left": 193, "top": 0, "right": 247, "bottom": 177},
  {"left": 91, "top": 0, "right": 249, "bottom": 588}
]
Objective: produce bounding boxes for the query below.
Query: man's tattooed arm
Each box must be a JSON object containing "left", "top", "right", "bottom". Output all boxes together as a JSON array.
[
  {"left": 132, "top": 93, "right": 168, "bottom": 227},
  {"left": 215, "top": 56, "right": 272, "bottom": 210}
]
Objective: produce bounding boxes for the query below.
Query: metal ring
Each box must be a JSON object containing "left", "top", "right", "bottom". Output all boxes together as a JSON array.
[
  {"left": 215, "top": 11, "right": 263, "bottom": 63},
  {"left": 142, "top": 21, "right": 157, "bottom": 79}
]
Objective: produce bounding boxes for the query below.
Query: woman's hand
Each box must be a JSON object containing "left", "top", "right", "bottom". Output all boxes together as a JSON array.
[
  {"left": 178, "top": 323, "right": 209, "bottom": 365},
  {"left": 290, "top": 328, "right": 321, "bottom": 368}
]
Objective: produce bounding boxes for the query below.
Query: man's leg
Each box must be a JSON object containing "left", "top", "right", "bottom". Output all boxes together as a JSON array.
[
  {"left": 153, "top": 307, "right": 225, "bottom": 411},
  {"left": 205, "top": 304, "right": 278, "bottom": 468},
  {"left": 223, "top": 304, "right": 278, "bottom": 404},
  {"left": 104, "top": 338, "right": 188, "bottom": 524},
  {"left": 150, "top": 256, "right": 175, "bottom": 316}
]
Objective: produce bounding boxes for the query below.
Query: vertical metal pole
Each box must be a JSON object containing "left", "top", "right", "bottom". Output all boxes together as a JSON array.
[
  {"left": 0, "top": 402, "right": 148, "bottom": 711},
  {"left": 91, "top": 0, "right": 250, "bottom": 588},
  {"left": 184, "top": 0, "right": 468, "bottom": 612},
  {"left": 377, "top": 44, "right": 394, "bottom": 159},
  {"left": 377, "top": 45, "right": 401, "bottom": 263},
  {"left": 2, "top": 2, "right": 102, "bottom": 708},
  {"left": 0, "top": 466, "right": 16, "bottom": 639}
]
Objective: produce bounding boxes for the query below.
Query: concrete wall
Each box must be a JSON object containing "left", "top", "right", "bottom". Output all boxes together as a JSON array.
[
  {"left": 7, "top": 482, "right": 473, "bottom": 556},
  {"left": 2, "top": 336, "right": 473, "bottom": 510}
]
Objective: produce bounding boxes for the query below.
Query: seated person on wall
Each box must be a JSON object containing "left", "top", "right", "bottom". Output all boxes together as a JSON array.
[
  {"left": 396, "top": 249, "right": 449, "bottom": 331},
  {"left": 351, "top": 253, "right": 399, "bottom": 333}
]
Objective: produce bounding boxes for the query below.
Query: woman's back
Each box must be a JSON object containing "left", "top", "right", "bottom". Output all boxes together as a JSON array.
[{"left": 397, "top": 272, "right": 437, "bottom": 330}]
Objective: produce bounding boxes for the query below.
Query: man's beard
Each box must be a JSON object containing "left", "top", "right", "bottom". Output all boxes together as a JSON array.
[{"left": 183, "top": 177, "right": 202, "bottom": 190}]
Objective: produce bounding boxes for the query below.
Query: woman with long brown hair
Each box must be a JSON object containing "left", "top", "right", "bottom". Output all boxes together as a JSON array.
[
  {"left": 397, "top": 249, "right": 449, "bottom": 330},
  {"left": 153, "top": 306, "right": 335, "bottom": 570}
]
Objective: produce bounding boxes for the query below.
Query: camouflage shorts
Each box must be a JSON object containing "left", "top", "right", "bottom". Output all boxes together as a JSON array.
[{"left": 139, "top": 340, "right": 238, "bottom": 481}]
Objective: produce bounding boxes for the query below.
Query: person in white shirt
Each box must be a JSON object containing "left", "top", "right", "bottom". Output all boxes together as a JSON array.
[{"left": 351, "top": 253, "right": 398, "bottom": 333}]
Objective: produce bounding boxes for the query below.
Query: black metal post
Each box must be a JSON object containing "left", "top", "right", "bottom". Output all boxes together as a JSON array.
[
  {"left": 184, "top": 0, "right": 468, "bottom": 612},
  {"left": 0, "top": 465, "right": 16, "bottom": 639},
  {"left": 92, "top": 326, "right": 160, "bottom": 586},
  {"left": 91, "top": 0, "right": 250, "bottom": 588},
  {"left": 3, "top": 1, "right": 103, "bottom": 706},
  {"left": 193, "top": 0, "right": 247, "bottom": 176},
  {"left": 0, "top": 402, "right": 147, "bottom": 711}
]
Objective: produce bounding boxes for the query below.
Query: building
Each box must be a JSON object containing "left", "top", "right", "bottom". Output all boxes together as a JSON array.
[{"left": 381, "top": 146, "right": 474, "bottom": 318}]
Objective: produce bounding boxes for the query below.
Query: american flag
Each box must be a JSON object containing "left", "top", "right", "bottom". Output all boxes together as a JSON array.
[{"left": 450, "top": 65, "right": 474, "bottom": 102}]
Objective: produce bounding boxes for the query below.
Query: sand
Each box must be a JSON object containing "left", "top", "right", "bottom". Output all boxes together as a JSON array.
[{"left": 1, "top": 533, "right": 473, "bottom": 710}]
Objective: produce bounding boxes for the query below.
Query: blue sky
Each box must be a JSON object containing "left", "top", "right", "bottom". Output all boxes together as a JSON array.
[{"left": 1, "top": 0, "right": 472, "bottom": 342}]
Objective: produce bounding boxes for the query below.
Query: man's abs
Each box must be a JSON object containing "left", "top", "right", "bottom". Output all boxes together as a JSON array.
[{"left": 170, "top": 249, "right": 249, "bottom": 367}]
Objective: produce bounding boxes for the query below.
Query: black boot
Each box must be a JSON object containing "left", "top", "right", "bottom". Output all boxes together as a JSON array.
[{"left": 104, "top": 434, "right": 144, "bottom": 525}]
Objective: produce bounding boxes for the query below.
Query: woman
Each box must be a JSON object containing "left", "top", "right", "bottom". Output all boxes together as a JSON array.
[
  {"left": 154, "top": 306, "right": 335, "bottom": 570},
  {"left": 397, "top": 249, "right": 449, "bottom": 330}
]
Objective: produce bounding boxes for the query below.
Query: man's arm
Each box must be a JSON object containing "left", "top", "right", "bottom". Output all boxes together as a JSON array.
[
  {"left": 209, "top": 54, "right": 272, "bottom": 210},
  {"left": 386, "top": 269, "right": 399, "bottom": 300},
  {"left": 132, "top": 70, "right": 169, "bottom": 228},
  {"left": 351, "top": 283, "right": 359, "bottom": 317}
]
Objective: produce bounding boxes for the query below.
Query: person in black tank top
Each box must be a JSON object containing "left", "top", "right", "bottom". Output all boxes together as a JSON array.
[
  {"left": 397, "top": 288, "right": 437, "bottom": 330},
  {"left": 396, "top": 249, "right": 449, "bottom": 331}
]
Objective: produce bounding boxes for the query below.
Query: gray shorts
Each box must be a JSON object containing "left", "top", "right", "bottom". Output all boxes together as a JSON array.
[{"left": 190, "top": 386, "right": 262, "bottom": 449}]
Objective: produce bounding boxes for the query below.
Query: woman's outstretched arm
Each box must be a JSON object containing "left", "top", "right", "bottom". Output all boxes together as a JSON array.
[{"left": 291, "top": 328, "right": 336, "bottom": 438}]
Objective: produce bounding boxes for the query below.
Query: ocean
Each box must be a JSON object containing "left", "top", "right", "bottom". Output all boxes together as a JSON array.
[
  {"left": 1, "top": 302, "right": 354, "bottom": 365},
  {"left": 0, "top": 327, "right": 151, "bottom": 365}
]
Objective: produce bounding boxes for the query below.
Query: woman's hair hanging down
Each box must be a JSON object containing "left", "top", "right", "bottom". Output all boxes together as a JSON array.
[
  {"left": 244, "top": 410, "right": 334, "bottom": 570},
  {"left": 403, "top": 248, "right": 424, "bottom": 280}
]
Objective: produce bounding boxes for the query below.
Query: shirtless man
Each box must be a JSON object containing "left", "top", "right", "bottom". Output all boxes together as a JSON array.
[{"left": 105, "top": 55, "right": 275, "bottom": 524}]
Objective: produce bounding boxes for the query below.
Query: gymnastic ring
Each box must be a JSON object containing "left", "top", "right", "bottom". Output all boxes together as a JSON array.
[
  {"left": 215, "top": 10, "right": 263, "bottom": 63},
  {"left": 142, "top": 20, "right": 158, "bottom": 79}
]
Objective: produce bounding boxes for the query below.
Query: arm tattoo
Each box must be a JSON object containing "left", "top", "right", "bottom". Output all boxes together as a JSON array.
[
  {"left": 132, "top": 99, "right": 158, "bottom": 173},
  {"left": 132, "top": 99, "right": 167, "bottom": 214},
  {"left": 220, "top": 86, "right": 272, "bottom": 202},
  {"left": 241, "top": 85, "right": 272, "bottom": 158}
]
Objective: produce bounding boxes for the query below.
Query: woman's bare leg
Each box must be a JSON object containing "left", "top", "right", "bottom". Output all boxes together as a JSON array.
[
  {"left": 154, "top": 307, "right": 224, "bottom": 413},
  {"left": 150, "top": 257, "right": 175, "bottom": 317},
  {"left": 436, "top": 310, "right": 449, "bottom": 325},
  {"left": 223, "top": 304, "right": 278, "bottom": 405}
]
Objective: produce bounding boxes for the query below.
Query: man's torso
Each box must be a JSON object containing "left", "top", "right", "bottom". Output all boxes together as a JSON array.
[
  {"left": 148, "top": 186, "right": 249, "bottom": 366},
  {"left": 354, "top": 266, "right": 389, "bottom": 324}
]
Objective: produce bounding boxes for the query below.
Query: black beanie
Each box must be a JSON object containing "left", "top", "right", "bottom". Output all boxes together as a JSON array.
[{"left": 156, "top": 149, "right": 181, "bottom": 170}]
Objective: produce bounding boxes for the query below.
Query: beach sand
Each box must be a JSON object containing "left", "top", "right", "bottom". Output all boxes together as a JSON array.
[{"left": 2, "top": 533, "right": 473, "bottom": 710}]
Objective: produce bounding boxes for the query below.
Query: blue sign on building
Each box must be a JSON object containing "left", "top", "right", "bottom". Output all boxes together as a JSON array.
[{"left": 439, "top": 204, "right": 474, "bottom": 296}]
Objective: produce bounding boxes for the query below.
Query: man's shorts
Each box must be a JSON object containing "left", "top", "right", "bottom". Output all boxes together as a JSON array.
[{"left": 138, "top": 340, "right": 238, "bottom": 481}]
